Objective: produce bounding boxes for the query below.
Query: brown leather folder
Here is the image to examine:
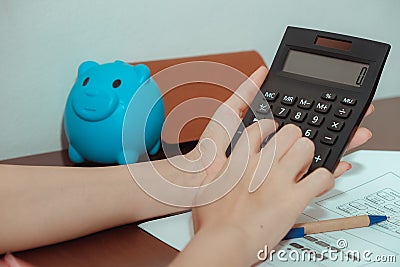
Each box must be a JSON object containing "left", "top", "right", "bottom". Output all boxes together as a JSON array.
[{"left": 132, "top": 51, "right": 266, "bottom": 144}]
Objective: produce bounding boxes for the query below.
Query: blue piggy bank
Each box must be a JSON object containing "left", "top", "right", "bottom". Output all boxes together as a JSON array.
[{"left": 64, "top": 61, "right": 165, "bottom": 164}]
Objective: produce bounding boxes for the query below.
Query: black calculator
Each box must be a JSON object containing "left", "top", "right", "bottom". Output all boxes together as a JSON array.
[{"left": 226, "top": 26, "right": 390, "bottom": 173}]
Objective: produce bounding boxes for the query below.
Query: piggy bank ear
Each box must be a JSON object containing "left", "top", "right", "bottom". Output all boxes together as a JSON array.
[
  {"left": 135, "top": 64, "right": 151, "bottom": 84},
  {"left": 78, "top": 61, "right": 99, "bottom": 76}
]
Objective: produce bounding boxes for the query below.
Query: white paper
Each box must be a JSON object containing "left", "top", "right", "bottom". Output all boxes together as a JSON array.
[{"left": 139, "top": 150, "right": 400, "bottom": 266}]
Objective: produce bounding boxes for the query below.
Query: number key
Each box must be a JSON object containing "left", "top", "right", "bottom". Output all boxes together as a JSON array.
[
  {"left": 274, "top": 106, "right": 290, "bottom": 118},
  {"left": 303, "top": 128, "right": 318, "bottom": 140},
  {"left": 290, "top": 110, "right": 307, "bottom": 122},
  {"left": 307, "top": 114, "right": 324, "bottom": 126}
]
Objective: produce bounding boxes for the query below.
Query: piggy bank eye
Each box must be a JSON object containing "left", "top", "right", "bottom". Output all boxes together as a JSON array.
[
  {"left": 82, "top": 77, "right": 90, "bottom": 86},
  {"left": 112, "top": 79, "right": 121, "bottom": 88}
]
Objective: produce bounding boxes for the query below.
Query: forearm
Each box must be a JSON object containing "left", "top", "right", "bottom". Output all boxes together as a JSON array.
[{"left": 0, "top": 156, "right": 195, "bottom": 253}]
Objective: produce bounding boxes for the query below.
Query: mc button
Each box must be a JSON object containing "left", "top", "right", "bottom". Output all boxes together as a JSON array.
[{"left": 264, "top": 91, "right": 278, "bottom": 101}]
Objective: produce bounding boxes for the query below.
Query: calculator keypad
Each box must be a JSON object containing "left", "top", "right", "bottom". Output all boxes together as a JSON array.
[{"left": 241, "top": 91, "right": 358, "bottom": 173}]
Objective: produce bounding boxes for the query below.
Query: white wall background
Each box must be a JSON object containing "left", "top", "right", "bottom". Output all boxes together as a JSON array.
[{"left": 0, "top": 0, "right": 399, "bottom": 160}]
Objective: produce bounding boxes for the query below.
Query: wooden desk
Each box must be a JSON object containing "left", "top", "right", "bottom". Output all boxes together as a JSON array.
[{"left": 2, "top": 97, "right": 400, "bottom": 267}]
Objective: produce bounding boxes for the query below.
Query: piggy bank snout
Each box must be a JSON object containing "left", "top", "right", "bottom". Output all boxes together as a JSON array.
[
  {"left": 85, "top": 88, "right": 99, "bottom": 97},
  {"left": 72, "top": 88, "right": 119, "bottom": 122}
]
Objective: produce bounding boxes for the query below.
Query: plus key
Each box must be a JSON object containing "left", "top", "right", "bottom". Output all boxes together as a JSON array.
[{"left": 310, "top": 148, "right": 331, "bottom": 171}]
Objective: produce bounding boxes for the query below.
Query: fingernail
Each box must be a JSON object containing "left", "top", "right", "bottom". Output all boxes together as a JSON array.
[{"left": 347, "top": 163, "right": 352, "bottom": 171}]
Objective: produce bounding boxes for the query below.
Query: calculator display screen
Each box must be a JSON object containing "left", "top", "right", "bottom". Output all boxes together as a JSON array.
[{"left": 283, "top": 50, "right": 369, "bottom": 87}]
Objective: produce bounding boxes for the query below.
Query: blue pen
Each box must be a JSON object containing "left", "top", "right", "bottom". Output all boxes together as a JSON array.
[{"left": 284, "top": 215, "right": 387, "bottom": 240}]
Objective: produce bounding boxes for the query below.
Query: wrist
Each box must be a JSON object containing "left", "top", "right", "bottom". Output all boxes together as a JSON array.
[
  {"left": 162, "top": 150, "right": 206, "bottom": 187},
  {"left": 172, "top": 224, "right": 252, "bottom": 267}
]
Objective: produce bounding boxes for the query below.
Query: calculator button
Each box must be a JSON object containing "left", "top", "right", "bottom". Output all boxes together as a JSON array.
[
  {"left": 290, "top": 110, "right": 307, "bottom": 122},
  {"left": 328, "top": 120, "right": 345, "bottom": 132},
  {"left": 297, "top": 98, "right": 314, "bottom": 109},
  {"left": 274, "top": 106, "right": 290, "bottom": 118},
  {"left": 341, "top": 97, "right": 357, "bottom": 106},
  {"left": 321, "top": 93, "right": 337, "bottom": 101},
  {"left": 307, "top": 114, "right": 324, "bottom": 126},
  {"left": 314, "top": 102, "right": 331, "bottom": 113},
  {"left": 310, "top": 148, "right": 331, "bottom": 171},
  {"left": 255, "top": 101, "right": 271, "bottom": 114},
  {"left": 264, "top": 91, "right": 279, "bottom": 101},
  {"left": 303, "top": 128, "right": 318, "bottom": 140},
  {"left": 334, "top": 106, "right": 352, "bottom": 118},
  {"left": 321, "top": 133, "right": 338, "bottom": 145},
  {"left": 281, "top": 95, "right": 297, "bottom": 106}
]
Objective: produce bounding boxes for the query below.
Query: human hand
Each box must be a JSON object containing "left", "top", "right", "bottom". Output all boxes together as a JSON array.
[
  {"left": 169, "top": 66, "right": 375, "bottom": 266},
  {"left": 190, "top": 121, "right": 333, "bottom": 265},
  {"left": 186, "top": 65, "right": 374, "bottom": 184}
]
